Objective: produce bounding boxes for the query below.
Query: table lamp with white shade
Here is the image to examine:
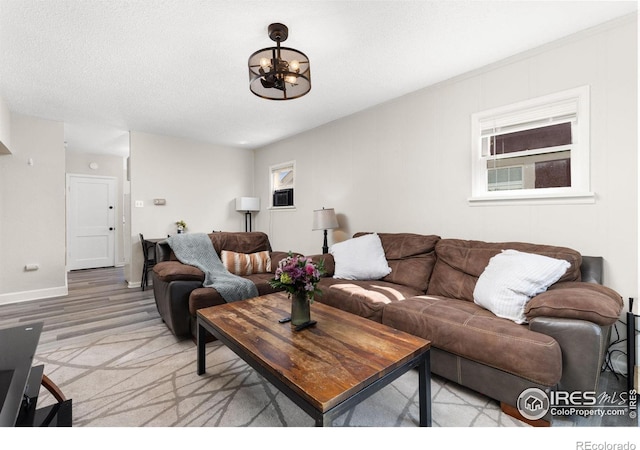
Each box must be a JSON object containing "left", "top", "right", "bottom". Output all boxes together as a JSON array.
[{"left": 312, "top": 207, "right": 339, "bottom": 254}]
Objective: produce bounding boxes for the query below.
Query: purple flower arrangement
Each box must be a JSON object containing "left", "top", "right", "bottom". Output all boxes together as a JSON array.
[{"left": 270, "top": 253, "right": 325, "bottom": 302}]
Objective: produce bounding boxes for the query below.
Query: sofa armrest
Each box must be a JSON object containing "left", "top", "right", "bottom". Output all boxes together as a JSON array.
[
  {"left": 525, "top": 282, "right": 623, "bottom": 326},
  {"left": 529, "top": 317, "right": 610, "bottom": 393},
  {"left": 153, "top": 261, "right": 204, "bottom": 283},
  {"left": 305, "top": 253, "right": 335, "bottom": 277}
]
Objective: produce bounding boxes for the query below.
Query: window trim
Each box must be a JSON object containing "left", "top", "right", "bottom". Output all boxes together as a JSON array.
[
  {"left": 469, "top": 86, "right": 594, "bottom": 205},
  {"left": 269, "top": 160, "right": 296, "bottom": 210}
]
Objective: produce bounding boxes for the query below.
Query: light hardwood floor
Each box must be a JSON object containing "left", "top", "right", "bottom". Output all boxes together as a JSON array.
[{"left": 0, "top": 266, "right": 161, "bottom": 348}]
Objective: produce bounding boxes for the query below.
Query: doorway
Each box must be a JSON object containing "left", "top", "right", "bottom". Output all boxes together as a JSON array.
[{"left": 66, "top": 174, "right": 117, "bottom": 270}]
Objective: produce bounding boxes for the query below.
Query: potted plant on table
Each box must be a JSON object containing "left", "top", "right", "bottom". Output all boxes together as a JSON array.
[
  {"left": 175, "top": 220, "right": 187, "bottom": 234},
  {"left": 269, "top": 253, "right": 324, "bottom": 326}
]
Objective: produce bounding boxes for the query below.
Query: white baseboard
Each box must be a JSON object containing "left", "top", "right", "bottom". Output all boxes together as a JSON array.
[{"left": 0, "top": 285, "right": 69, "bottom": 306}]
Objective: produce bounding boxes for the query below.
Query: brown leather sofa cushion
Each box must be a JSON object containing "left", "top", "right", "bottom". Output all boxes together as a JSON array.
[
  {"left": 209, "top": 231, "right": 272, "bottom": 254},
  {"left": 525, "top": 281, "right": 623, "bottom": 326},
  {"left": 189, "top": 273, "right": 280, "bottom": 315},
  {"left": 315, "top": 278, "right": 423, "bottom": 322},
  {"left": 305, "top": 253, "right": 336, "bottom": 277},
  {"left": 353, "top": 232, "right": 440, "bottom": 292},
  {"left": 164, "top": 232, "right": 273, "bottom": 261},
  {"left": 156, "top": 246, "right": 289, "bottom": 284},
  {"left": 382, "top": 295, "right": 562, "bottom": 386},
  {"left": 153, "top": 261, "right": 205, "bottom": 283},
  {"left": 270, "top": 251, "right": 304, "bottom": 274},
  {"left": 427, "top": 239, "right": 582, "bottom": 302}
]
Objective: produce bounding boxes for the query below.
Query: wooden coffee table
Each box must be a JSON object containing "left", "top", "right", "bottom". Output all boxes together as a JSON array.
[{"left": 196, "top": 292, "right": 432, "bottom": 426}]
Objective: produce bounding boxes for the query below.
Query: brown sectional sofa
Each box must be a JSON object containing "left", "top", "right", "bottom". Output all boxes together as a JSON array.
[
  {"left": 309, "top": 232, "right": 623, "bottom": 422},
  {"left": 152, "top": 230, "right": 623, "bottom": 423}
]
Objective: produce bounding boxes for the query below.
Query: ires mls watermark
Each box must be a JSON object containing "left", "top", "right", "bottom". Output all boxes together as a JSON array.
[{"left": 516, "top": 387, "right": 637, "bottom": 420}]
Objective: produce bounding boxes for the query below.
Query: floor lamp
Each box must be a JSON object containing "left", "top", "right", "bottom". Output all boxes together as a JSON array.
[
  {"left": 236, "top": 197, "right": 260, "bottom": 232},
  {"left": 312, "top": 207, "right": 339, "bottom": 254}
]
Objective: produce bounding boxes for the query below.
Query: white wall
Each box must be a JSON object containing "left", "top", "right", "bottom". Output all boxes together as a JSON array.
[
  {"left": 0, "top": 95, "right": 11, "bottom": 154},
  {"left": 66, "top": 150, "right": 128, "bottom": 267},
  {"left": 126, "top": 131, "right": 255, "bottom": 287},
  {"left": 254, "top": 15, "right": 638, "bottom": 305},
  {"left": 0, "top": 113, "right": 67, "bottom": 303}
]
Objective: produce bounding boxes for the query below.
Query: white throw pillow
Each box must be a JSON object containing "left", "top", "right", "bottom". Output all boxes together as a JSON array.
[
  {"left": 330, "top": 233, "right": 392, "bottom": 280},
  {"left": 473, "top": 249, "right": 570, "bottom": 324}
]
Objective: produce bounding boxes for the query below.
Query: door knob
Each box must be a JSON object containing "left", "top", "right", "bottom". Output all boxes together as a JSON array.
[
  {"left": 109, "top": 227, "right": 114, "bottom": 231},
  {"left": 109, "top": 206, "right": 114, "bottom": 209}
]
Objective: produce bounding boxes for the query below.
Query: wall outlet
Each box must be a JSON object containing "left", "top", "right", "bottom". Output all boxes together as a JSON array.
[
  {"left": 24, "top": 264, "right": 39, "bottom": 271},
  {"left": 135, "top": 200, "right": 144, "bottom": 208}
]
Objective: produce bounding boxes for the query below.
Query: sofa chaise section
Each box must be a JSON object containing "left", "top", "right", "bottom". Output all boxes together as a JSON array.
[
  {"left": 383, "top": 295, "right": 563, "bottom": 387},
  {"left": 312, "top": 233, "right": 623, "bottom": 423}
]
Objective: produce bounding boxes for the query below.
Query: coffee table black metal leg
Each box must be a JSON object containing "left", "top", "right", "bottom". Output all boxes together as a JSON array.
[
  {"left": 418, "top": 351, "right": 432, "bottom": 426},
  {"left": 197, "top": 321, "right": 206, "bottom": 375},
  {"left": 314, "top": 414, "right": 333, "bottom": 427}
]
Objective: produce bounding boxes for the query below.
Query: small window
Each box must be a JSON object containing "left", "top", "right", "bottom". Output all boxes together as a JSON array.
[
  {"left": 270, "top": 161, "right": 295, "bottom": 208},
  {"left": 470, "top": 86, "right": 593, "bottom": 204}
]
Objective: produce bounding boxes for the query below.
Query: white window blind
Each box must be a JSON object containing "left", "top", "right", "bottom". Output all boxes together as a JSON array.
[{"left": 478, "top": 99, "right": 579, "bottom": 135}]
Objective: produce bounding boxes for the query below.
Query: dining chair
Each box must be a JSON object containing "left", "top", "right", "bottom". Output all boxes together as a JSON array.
[{"left": 139, "top": 233, "right": 157, "bottom": 291}]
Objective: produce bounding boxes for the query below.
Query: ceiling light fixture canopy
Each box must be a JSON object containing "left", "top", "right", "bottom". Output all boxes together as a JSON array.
[{"left": 248, "top": 23, "right": 311, "bottom": 100}]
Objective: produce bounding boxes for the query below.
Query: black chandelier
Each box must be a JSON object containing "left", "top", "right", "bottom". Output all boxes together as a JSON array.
[{"left": 248, "top": 23, "right": 311, "bottom": 100}]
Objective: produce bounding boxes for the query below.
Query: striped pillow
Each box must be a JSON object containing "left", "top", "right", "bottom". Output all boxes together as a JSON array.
[
  {"left": 473, "top": 249, "right": 570, "bottom": 324},
  {"left": 221, "top": 250, "right": 271, "bottom": 276}
]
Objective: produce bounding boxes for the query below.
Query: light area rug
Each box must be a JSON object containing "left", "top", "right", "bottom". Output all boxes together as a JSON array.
[{"left": 33, "top": 322, "right": 527, "bottom": 428}]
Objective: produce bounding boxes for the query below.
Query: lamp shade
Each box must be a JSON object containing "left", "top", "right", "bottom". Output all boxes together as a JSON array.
[
  {"left": 312, "top": 208, "right": 338, "bottom": 230},
  {"left": 236, "top": 197, "right": 260, "bottom": 212}
]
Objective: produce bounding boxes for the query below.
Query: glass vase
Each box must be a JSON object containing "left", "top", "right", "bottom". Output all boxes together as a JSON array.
[{"left": 291, "top": 291, "right": 311, "bottom": 326}]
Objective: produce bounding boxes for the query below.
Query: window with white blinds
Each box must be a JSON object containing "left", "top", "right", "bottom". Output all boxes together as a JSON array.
[{"left": 470, "top": 86, "right": 593, "bottom": 204}]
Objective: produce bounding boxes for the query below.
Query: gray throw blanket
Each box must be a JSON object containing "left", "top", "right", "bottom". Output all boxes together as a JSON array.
[{"left": 166, "top": 233, "right": 259, "bottom": 303}]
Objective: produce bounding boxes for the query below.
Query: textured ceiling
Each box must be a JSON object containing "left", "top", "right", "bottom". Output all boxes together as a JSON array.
[{"left": 0, "top": 1, "right": 637, "bottom": 156}]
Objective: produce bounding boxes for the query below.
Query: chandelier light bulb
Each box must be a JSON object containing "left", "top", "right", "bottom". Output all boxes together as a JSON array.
[
  {"left": 289, "top": 60, "right": 300, "bottom": 71},
  {"left": 285, "top": 74, "right": 298, "bottom": 84},
  {"left": 260, "top": 57, "right": 271, "bottom": 68}
]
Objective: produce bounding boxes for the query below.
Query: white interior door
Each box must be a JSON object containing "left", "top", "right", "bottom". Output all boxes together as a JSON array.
[{"left": 67, "top": 175, "right": 116, "bottom": 270}]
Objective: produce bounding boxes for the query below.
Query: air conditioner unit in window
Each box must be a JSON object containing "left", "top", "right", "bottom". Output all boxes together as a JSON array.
[{"left": 273, "top": 188, "right": 293, "bottom": 207}]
